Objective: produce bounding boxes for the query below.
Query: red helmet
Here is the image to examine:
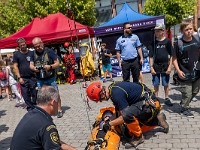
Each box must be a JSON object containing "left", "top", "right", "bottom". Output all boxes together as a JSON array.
[
  {"left": 64, "top": 42, "right": 70, "bottom": 47},
  {"left": 86, "top": 82, "right": 103, "bottom": 102}
]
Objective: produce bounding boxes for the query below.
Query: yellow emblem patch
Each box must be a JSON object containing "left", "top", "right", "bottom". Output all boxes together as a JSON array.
[
  {"left": 46, "top": 125, "right": 56, "bottom": 131},
  {"left": 50, "top": 132, "right": 60, "bottom": 145}
]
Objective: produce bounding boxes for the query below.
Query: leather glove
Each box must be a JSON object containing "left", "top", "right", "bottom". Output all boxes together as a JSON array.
[{"left": 102, "top": 120, "right": 111, "bottom": 132}]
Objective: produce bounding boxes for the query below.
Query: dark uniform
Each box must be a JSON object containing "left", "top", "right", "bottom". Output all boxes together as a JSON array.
[
  {"left": 108, "top": 82, "right": 161, "bottom": 136},
  {"left": 10, "top": 106, "right": 61, "bottom": 150},
  {"left": 13, "top": 50, "right": 37, "bottom": 111}
]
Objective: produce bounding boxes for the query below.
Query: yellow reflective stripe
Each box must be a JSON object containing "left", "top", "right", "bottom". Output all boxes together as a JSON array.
[{"left": 112, "top": 86, "right": 128, "bottom": 98}]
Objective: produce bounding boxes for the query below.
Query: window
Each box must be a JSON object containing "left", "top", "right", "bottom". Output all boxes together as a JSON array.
[
  {"left": 127, "top": 2, "right": 138, "bottom": 12},
  {"left": 116, "top": 1, "right": 138, "bottom": 14},
  {"left": 115, "top": 0, "right": 137, "bottom": 4},
  {"left": 95, "top": 0, "right": 111, "bottom": 7},
  {"left": 95, "top": 0, "right": 112, "bottom": 26},
  {"left": 101, "top": 0, "right": 111, "bottom": 7},
  {"left": 96, "top": 6, "right": 112, "bottom": 26}
]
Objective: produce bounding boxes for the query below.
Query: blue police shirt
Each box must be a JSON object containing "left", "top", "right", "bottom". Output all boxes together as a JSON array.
[
  {"left": 115, "top": 34, "right": 141, "bottom": 60},
  {"left": 111, "top": 82, "right": 142, "bottom": 111}
]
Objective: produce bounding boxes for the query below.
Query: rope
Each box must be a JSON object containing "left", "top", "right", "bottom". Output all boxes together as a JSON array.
[{"left": 79, "top": 81, "right": 92, "bottom": 133}]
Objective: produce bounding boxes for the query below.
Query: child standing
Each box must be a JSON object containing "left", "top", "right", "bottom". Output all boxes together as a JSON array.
[
  {"left": 0, "top": 60, "right": 10, "bottom": 101},
  {"left": 172, "top": 21, "right": 200, "bottom": 117},
  {"left": 100, "top": 43, "right": 114, "bottom": 83},
  {"left": 5, "top": 59, "right": 25, "bottom": 107},
  {"left": 149, "top": 23, "right": 173, "bottom": 107}
]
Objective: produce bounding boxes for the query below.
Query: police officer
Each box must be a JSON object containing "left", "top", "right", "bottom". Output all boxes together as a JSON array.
[
  {"left": 13, "top": 38, "right": 37, "bottom": 111},
  {"left": 10, "top": 86, "right": 76, "bottom": 150},
  {"left": 115, "top": 22, "right": 144, "bottom": 83},
  {"left": 30, "top": 37, "right": 63, "bottom": 118},
  {"left": 86, "top": 81, "right": 169, "bottom": 148}
]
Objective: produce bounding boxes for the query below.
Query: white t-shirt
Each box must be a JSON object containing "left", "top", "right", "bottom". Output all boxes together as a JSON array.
[{"left": 6, "top": 66, "right": 17, "bottom": 85}]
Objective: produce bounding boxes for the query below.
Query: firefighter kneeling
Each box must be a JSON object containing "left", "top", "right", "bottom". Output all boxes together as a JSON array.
[{"left": 86, "top": 81, "right": 169, "bottom": 148}]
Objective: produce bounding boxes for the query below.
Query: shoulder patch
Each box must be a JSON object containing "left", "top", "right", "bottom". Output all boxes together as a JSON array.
[
  {"left": 46, "top": 125, "right": 56, "bottom": 131},
  {"left": 121, "top": 40, "right": 125, "bottom": 43},
  {"left": 50, "top": 132, "right": 60, "bottom": 145}
]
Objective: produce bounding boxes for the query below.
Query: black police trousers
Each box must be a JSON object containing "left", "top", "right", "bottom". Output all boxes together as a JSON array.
[
  {"left": 121, "top": 57, "right": 140, "bottom": 83},
  {"left": 20, "top": 77, "right": 37, "bottom": 111}
]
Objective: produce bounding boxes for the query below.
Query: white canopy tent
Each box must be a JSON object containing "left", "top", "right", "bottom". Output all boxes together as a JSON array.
[{"left": 0, "top": 49, "right": 15, "bottom": 55}]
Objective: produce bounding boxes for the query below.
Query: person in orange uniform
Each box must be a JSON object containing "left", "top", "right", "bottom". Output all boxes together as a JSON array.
[
  {"left": 86, "top": 81, "right": 169, "bottom": 148},
  {"left": 63, "top": 43, "right": 76, "bottom": 85}
]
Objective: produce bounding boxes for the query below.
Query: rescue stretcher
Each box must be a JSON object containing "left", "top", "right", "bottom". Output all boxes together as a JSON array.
[
  {"left": 85, "top": 96, "right": 162, "bottom": 150},
  {"left": 85, "top": 107, "right": 121, "bottom": 150}
]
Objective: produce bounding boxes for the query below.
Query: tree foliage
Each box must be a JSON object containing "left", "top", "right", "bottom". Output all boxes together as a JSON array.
[
  {"left": 68, "top": 0, "right": 96, "bottom": 27},
  {"left": 143, "top": 0, "right": 197, "bottom": 30},
  {"left": 0, "top": 0, "right": 96, "bottom": 38}
]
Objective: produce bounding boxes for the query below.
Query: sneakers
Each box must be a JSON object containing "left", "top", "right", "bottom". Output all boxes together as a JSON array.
[
  {"left": 70, "top": 80, "right": 74, "bottom": 85},
  {"left": 181, "top": 109, "right": 194, "bottom": 118},
  {"left": 15, "top": 103, "right": 21, "bottom": 108},
  {"left": 125, "top": 134, "right": 144, "bottom": 148},
  {"left": 192, "top": 97, "right": 197, "bottom": 102},
  {"left": 103, "top": 79, "right": 106, "bottom": 83},
  {"left": 8, "top": 98, "right": 12, "bottom": 101},
  {"left": 157, "top": 113, "right": 169, "bottom": 133},
  {"left": 103, "top": 78, "right": 114, "bottom": 82},
  {"left": 109, "top": 78, "right": 114, "bottom": 82},
  {"left": 164, "top": 98, "right": 173, "bottom": 106},
  {"left": 57, "top": 111, "right": 63, "bottom": 118}
]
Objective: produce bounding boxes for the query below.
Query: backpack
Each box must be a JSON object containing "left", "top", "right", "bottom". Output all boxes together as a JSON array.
[
  {"left": 142, "top": 46, "right": 149, "bottom": 58},
  {"left": 177, "top": 34, "right": 200, "bottom": 51},
  {"left": 0, "top": 69, "right": 7, "bottom": 80}
]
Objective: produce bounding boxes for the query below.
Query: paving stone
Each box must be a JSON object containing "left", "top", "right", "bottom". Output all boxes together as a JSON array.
[{"left": 0, "top": 74, "right": 200, "bottom": 149}]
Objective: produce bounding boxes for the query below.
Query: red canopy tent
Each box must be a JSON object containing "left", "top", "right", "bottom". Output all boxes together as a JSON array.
[{"left": 0, "top": 12, "right": 94, "bottom": 49}]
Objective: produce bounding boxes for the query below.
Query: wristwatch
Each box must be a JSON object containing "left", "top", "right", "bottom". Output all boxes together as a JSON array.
[
  {"left": 18, "top": 77, "right": 21, "bottom": 80},
  {"left": 50, "top": 65, "right": 53, "bottom": 69}
]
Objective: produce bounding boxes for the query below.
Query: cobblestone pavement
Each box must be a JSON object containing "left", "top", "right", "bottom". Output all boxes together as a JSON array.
[{"left": 1, "top": 73, "right": 200, "bottom": 150}]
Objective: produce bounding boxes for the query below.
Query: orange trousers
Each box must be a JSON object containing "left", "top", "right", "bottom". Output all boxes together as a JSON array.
[{"left": 126, "top": 117, "right": 157, "bottom": 137}]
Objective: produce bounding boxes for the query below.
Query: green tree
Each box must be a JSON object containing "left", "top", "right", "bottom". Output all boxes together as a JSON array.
[
  {"left": 0, "top": 0, "right": 96, "bottom": 38},
  {"left": 67, "top": 0, "right": 96, "bottom": 27},
  {"left": 143, "top": 0, "right": 197, "bottom": 31}
]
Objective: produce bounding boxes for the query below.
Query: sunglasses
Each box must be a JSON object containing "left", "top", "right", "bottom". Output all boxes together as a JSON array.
[
  {"left": 16, "top": 38, "right": 25, "bottom": 43},
  {"left": 99, "top": 86, "right": 107, "bottom": 102},
  {"left": 126, "top": 27, "right": 132, "bottom": 29}
]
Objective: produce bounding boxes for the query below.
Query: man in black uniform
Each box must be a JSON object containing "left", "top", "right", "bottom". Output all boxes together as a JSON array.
[
  {"left": 13, "top": 38, "right": 37, "bottom": 111},
  {"left": 10, "top": 86, "right": 76, "bottom": 150}
]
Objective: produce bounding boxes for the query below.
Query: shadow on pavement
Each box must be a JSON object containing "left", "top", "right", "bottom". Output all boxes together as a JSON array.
[
  {"left": 0, "top": 110, "right": 6, "bottom": 118},
  {"left": 169, "top": 85, "right": 180, "bottom": 91},
  {"left": 62, "top": 106, "right": 71, "bottom": 114},
  {"left": 159, "top": 97, "right": 182, "bottom": 114},
  {"left": 0, "top": 137, "right": 12, "bottom": 150},
  {"left": 0, "top": 124, "right": 9, "bottom": 134}
]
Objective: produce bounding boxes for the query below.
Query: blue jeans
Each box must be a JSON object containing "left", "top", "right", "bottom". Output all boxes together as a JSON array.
[
  {"left": 152, "top": 73, "right": 170, "bottom": 86},
  {"left": 37, "top": 76, "right": 58, "bottom": 91}
]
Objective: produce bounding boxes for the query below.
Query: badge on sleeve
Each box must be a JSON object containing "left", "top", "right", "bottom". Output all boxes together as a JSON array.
[{"left": 50, "top": 132, "right": 60, "bottom": 145}]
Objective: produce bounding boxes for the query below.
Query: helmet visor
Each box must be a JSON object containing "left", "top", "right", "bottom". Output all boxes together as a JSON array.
[{"left": 80, "top": 46, "right": 88, "bottom": 56}]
